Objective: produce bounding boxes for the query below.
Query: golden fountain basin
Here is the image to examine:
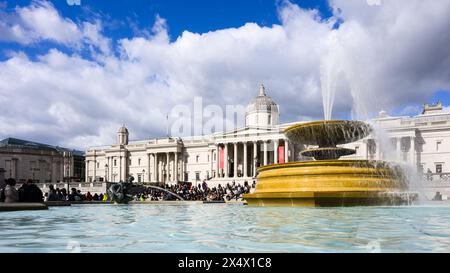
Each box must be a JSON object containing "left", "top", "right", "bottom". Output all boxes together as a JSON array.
[{"left": 243, "top": 160, "right": 415, "bottom": 207}]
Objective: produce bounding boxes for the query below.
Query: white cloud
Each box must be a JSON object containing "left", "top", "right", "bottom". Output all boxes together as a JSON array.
[
  {"left": 0, "top": 0, "right": 450, "bottom": 150},
  {"left": 0, "top": 0, "right": 110, "bottom": 53}
]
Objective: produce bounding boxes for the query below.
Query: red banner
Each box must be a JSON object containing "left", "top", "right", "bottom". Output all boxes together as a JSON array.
[
  {"left": 219, "top": 147, "right": 224, "bottom": 169},
  {"left": 278, "top": 146, "right": 285, "bottom": 164}
]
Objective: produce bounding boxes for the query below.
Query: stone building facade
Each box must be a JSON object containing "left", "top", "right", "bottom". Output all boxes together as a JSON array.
[{"left": 0, "top": 138, "right": 85, "bottom": 183}]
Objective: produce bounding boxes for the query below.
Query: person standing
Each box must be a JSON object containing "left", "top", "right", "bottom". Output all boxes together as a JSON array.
[{"left": 4, "top": 178, "right": 19, "bottom": 203}]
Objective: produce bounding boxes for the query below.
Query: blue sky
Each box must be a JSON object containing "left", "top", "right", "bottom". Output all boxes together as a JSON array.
[
  {"left": 0, "top": 0, "right": 333, "bottom": 59},
  {"left": 0, "top": 0, "right": 450, "bottom": 149}
]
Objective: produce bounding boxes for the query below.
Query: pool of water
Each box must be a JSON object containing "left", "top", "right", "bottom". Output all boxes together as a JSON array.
[{"left": 1, "top": 204, "right": 450, "bottom": 253}]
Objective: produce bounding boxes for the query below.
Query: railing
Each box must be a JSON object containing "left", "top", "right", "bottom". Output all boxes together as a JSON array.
[{"left": 423, "top": 173, "right": 450, "bottom": 182}]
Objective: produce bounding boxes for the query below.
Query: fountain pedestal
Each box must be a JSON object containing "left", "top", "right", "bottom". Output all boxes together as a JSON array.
[{"left": 243, "top": 120, "right": 417, "bottom": 207}]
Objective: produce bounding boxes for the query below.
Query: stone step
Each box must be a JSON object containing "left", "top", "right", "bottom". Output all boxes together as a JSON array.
[{"left": 0, "top": 203, "right": 48, "bottom": 212}]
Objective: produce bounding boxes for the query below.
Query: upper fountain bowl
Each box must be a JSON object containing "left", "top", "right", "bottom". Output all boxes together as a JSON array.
[{"left": 284, "top": 120, "right": 372, "bottom": 147}]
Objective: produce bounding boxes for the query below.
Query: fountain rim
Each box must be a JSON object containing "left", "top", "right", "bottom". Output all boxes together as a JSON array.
[
  {"left": 257, "top": 159, "right": 400, "bottom": 172},
  {"left": 283, "top": 119, "right": 369, "bottom": 135}
]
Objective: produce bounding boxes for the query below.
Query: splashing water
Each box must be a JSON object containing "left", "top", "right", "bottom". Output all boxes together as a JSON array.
[{"left": 320, "top": 33, "right": 342, "bottom": 120}]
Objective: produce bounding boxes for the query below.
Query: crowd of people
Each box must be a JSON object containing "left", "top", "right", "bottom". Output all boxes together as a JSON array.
[
  {"left": 0, "top": 178, "right": 44, "bottom": 203},
  {"left": 45, "top": 186, "right": 108, "bottom": 202},
  {"left": 134, "top": 180, "right": 256, "bottom": 202},
  {"left": 1, "top": 177, "right": 256, "bottom": 203},
  {"left": 0, "top": 178, "right": 109, "bottom": 203}
]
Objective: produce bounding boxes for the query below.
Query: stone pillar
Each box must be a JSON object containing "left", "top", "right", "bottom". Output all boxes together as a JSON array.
[
  {"left": 396, "top": 138, "right": 401, "bottom": 161},
  {"left": 210, "top": 149, "right": 214, "bottom": 179},
  {"left": 410, "top": 137, "right": 416, "bottom": 167},
  {"left": 86, "top": 160, "right": 89, "bottom": 183},
  {"left": 243, "top": 142, "right": 248, "bottom": 177},
  {"left": 263, "top": 141, "right": 268, "bottom": 166},
  {"left": 166, "top": 153, "right": 171, "bottom": 182},
  {"left": 284, "top": 141, "right": 289, "bottom": 163},
  {"left": 110, "top": 157, "right": 113, "bottom": 182},
  {"left": 174, "top": 152, "right": 178, "bottom": 182},
  {"left": 159, "top": 156, "right": 163, "bottom": 182},
  {"left": 93, "top": 157, "right": 97, "bottom": 182},
  {"left": 233, "top": 142, "right": 238, "bottom": 178},
  {"left": 122, "top": 155, "right": 128, "bottom": 181},
  {"left": 147, "top": 154, "right": 151, "bottom": 182},
  {"left": 153, "top": 153, "right": 158, "bottom": 182},
  {"left": 224, "top": 143, "right": 229, "bottom": 178},
  {"left": 216, "top": 145, "right": 220, "bottom": 178},
  {"left": 118, "top": 156, "right": 122, "bottom": 182},
  {"left": 253, "top": 141, "right": 257, "bottom": 177},
  {"left": 274, "top": 139, "right": 279, "bottom": 164},
  {"left": 180, "top": 153, "right": 184, "bottom": 182}
]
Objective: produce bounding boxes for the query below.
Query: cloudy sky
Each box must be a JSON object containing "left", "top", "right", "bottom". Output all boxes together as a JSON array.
[{"left": 0, "top": 0, "right": 449, "bottom": 150}]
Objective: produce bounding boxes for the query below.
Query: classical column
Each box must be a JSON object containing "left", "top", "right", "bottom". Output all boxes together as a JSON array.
[
  {"left": 93, "top": 157, "right": 97, "bottom": 182},
  {"left": 210, "top": 149, "right": 214, "bottom": 179},
  {"left": 153, "top": 153, "right": 158, "bottom": 182},
  {"left": 233, "top": 142, "right": 238, "bottom": 178},
  {"left": 396, "top": 138, "right": 401, "bottom": 161},
  {"left": 120, "top": 155, "right": 124, "bottom": 182},
  {"left": 410, "top": 137, "right": 416, "bottom": 166},
  {"left": 243, "top": 142, "right": 248, "bottom": 177},
  {"left": 166, "top": 153, "right": 170, "bottom": 182},
  {"left": 274, "top": 139, "right": 279, "bottom": 164},
  {"left": 284, "top": 141, "right": 289, "bottom": 163},
  {"left": 119, "top": 156, "right": 122, "bottom": 182},
  {"left": 174, "top": 152, "right": 178, "bottom": 182},
  {"left": 85, "top": 160, "right": 89, "bottom": 182},
  {"left": 147, "top": 154, "right": 151, "bottom": 182},
  {"left": 216, "top": 145, "right": 220, "bottom": 178},
  {"left": 110, "top": 157, "right": 113, "bottom": 182},
  {"left": 263, "top": 141, "right": 268, "bottom": 166},
  {"left": 180, "top": 153, "right": 184, "bottom": 181},
  {"left": 253, "top": 141, "right": 257, "bottom": 177},
  {"left": 224, "top": 143, "right": 229, "bottom": 178}
]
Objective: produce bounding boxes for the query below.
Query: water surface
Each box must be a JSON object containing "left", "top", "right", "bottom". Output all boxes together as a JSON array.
[{"left": 1, "top": 204, "right": 449, "bottom": 252}]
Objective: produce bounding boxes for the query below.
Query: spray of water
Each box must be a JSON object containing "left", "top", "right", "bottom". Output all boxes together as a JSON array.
[
  {"left": 320, "top": 33, "right": 342, "bottom": 120},
  {"left": 319, "top": 32, "right": 426, "bottom": 203}
]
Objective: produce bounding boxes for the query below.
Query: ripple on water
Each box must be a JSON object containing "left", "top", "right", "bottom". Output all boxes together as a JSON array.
[{"left": 1, "top": 204, "right": 450, "bottom": 252}]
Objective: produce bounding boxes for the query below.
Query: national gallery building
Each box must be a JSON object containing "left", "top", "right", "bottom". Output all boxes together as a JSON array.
[{"left": 85, "top": 85, "right": 450, "bottom": 186}]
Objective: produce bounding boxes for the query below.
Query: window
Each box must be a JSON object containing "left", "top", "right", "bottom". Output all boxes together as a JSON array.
[
  {"left": 129, "top": 159, "right": 132, "bottom": 165},
  {"left": 214, "top": 153, "right": 216, "bottom": 161},
  {"left": 436, "top": 141, "right": 442, "bottom": 151},
  {"left": 138, "top": 158, "right": 141, "bottom": 166},
  {"left": 97, "top": 162, "right": 99, "bottom": 168},
  {"left": 268, "top": 114, "right": 271, "bottom": 125},
  {"left": 195, "top": 172, "right": 200, "bottom": 181},
  {"left": 436, "top": 164, "right": 443, "bottom": 173},
  {"left": 114, "top": 159, "right": 117, "bottom": 166},
  {"left": 137, "top": 174, "right": 142, "bottom": 183},
  {"left": 196, "top": 155, "right": 200, "bottom": 163}
]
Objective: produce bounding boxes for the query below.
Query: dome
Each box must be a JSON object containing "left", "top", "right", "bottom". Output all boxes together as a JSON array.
[
  {"left": 246, "top": 84, "right": 278, "bottom": 113},
  {"left": 118, "top": 125, "right": 128, "bottom": 134}
]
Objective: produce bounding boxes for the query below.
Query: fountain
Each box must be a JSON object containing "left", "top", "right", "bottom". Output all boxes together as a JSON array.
[{"left": 243, "top": 120, "right": 418, "bottom": 207}]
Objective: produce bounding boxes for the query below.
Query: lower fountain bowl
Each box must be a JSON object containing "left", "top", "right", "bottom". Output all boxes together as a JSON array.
[{"left": 243, "top": 160, "right": 418, "bottom": 207}]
